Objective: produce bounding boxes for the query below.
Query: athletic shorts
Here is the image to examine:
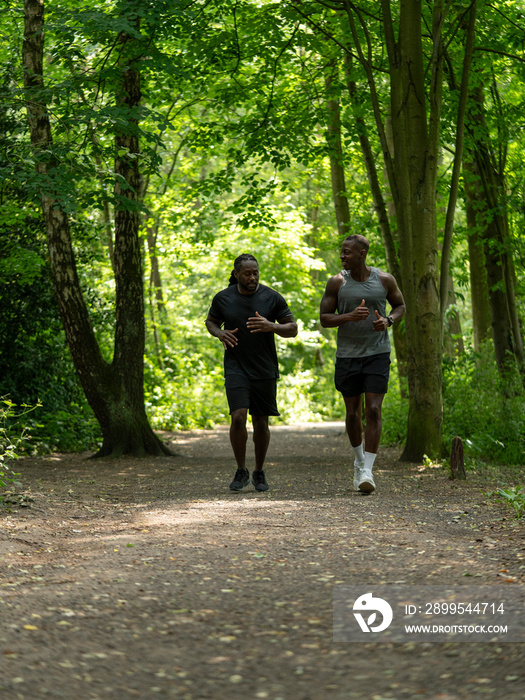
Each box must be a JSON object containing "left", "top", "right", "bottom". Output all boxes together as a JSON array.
[
  {"left": 225, "top": 374, "right": 280, "bottom": 416},
  {"left": 334, "top": 353, "right": 391, "bottom": 397}
]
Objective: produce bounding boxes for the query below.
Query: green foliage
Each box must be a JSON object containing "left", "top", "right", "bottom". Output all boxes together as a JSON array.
[
  {"left": 442, "top": 345, "right": 525, "bottom": 465},
  {"left": 495, "top": 486, "right": 525, "bottom": 519},
  {"left": 0, "top": 216, "right": 102, "bottom": 453},
  {"left": 144, "top": 350, "right": 228, "bottom": 430},
  {"left": 276, "top": 357, "right": 341, "bottom": 425},
  {"left": 25, "top": 404, "right": 100, "bottom": 454},
  {"left": 0, "top": 399, "right": 34, "bottom": 491}
]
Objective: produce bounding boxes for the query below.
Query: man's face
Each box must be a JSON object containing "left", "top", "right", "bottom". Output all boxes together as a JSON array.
[
  {"left": 340, "top": 241, "right": 365, "bottom": 270},
  {"left": 235, "top": 261, "right": 259, "bottom": 294}
]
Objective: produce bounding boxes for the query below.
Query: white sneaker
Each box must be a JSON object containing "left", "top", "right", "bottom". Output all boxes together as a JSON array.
[
  {"left": 353, "top": 461, "right": 364, "bottom": 491},
  {"left": 358, "top": 469, "right": 376, "bottom": 493}
]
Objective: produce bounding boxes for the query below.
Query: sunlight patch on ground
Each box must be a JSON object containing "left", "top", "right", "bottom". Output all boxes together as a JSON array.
[{"left": 140, "top": 498, "right": 303, "bottom": 526}]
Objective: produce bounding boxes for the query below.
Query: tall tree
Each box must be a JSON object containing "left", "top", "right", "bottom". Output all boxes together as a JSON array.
[
  {"left": 283, "top": 1, "right": 479, "bottom": 458},
  {"left": 472, "top": 84, "right": 523, "bottom": 371},
  {"left": 23, "top": 0, "right": 173, "bottom": 457}
]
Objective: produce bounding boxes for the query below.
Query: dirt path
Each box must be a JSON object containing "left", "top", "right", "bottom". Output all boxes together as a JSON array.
[{"left": 1, "top": 422, "right": 524, "bottom": 700}]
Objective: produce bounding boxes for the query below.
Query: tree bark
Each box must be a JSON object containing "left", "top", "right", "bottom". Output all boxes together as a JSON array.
[
  {"left": 329, "top": 0, "right": 446, "bottom": 459},
  {"left": 465, "top": 84, "right": 523, "bottom": 377},
  {"left": 463, "top": 158, "right": 491, "bottom": 351},
  {"left": 23, "top": 0, "right": 173, "bottom": 458},
  {"left": 450, "top": 436, "right": 466, "bottom": 480},
  {"left": 439, "top": 0, "right": 477, "bottom": 325},
  {"left": 325, "top": 66, "right": 350, "bottom": 237},
  {"left": 382, "top": 0, "right": 444, "bottom": 459},
  {"left": 443, "top": 275, "right": 464, "bottom": 358}
]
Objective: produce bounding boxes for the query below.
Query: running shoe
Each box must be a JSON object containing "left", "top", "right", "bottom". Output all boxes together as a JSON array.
[
  {"left": 358, "top": 469, "right": 376, "bottom": 493},
  {"left": 252, "top": 470, "right": 269, "bottom": 492},
  {"left": 229, "top": 467, "right": 250, "bottom": 491}
]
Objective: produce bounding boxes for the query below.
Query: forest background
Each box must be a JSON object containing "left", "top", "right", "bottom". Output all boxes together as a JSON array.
[{"left": 1, "top": 0, "right": 525, "bottom": 475}]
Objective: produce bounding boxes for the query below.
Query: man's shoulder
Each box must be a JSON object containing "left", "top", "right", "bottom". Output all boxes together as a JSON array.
[
  {"left": 324, "top": 272, "right": 344, "bottom": 291},
  {"left": 256, "top": 284, "right": 287, "bottom": 301},
  {"left": 213, "top": 285, "right": 236, "bottom": 300},
  {"left": 373, "top": 267, "right": 396, "bottom": 285}
]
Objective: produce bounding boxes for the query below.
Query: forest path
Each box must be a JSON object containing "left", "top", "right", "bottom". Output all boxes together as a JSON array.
[{"left": 1, "top": 422, "right": 524, "bottom": 699}]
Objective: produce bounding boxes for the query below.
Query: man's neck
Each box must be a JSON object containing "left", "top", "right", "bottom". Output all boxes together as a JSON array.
[{"left": 347, "top": 265, "right": 370, "bottom": 282}]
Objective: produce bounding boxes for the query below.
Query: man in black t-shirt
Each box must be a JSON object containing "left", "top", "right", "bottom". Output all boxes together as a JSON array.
[{"left": 205, "top": 254, "right": 297, "bottom": 492}]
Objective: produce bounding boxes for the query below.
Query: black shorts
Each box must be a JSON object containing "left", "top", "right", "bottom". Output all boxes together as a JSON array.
[
  {"left": 335, "top": 353, "right": 391, "bottom": 397},
  {"left": 225, "top": 374, "right": 280, "bottom": 416}
]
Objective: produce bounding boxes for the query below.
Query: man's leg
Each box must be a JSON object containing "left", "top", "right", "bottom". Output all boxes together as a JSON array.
[
  {"left": 363, "top": 392, "right": 385, "bottom": 454},
  {"left": 229, "top": 408, "right": 250, "bottom": 491},
  {"left": 251, "top": 415, "right": 270, "bottom": 491},
  {"left": 343, "top": 395, "right": 365, "bottom": 490},
  {"left": 252, "top": 415, "right": 270, "bottom": 471},
  {"left": 358, "top": 392, "right": 386, "bottom": 493},
  {"left": 343, "top": 395, "right": 363, "bottom": 447},
  {"left": 230, "top": 408, "right": 248, "bottom": 469}
]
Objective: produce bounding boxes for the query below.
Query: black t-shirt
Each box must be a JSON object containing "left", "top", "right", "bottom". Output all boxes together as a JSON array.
[{"left": 208, "top": 284, "right": 293, "bottom": 379}]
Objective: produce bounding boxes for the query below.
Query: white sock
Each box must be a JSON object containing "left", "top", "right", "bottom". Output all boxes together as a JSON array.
[
  {"left": 364, "top": 451, "right": 377, "bottom": 472},
  {"left": 352, "top": 443, "right": 365, "bottom": 464}
]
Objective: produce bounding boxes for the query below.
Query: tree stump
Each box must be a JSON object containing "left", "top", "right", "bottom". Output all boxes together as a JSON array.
[{"left": 450, "top": 436, "right": 466, "bottom": 480}]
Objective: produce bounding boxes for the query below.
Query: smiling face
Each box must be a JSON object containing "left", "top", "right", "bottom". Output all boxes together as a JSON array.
[
  {"left": 235, "top": 260, "right": 259, "bottom": 294},
  {"left": 340, "top": 239, "right": 367, "bottom": 272}
]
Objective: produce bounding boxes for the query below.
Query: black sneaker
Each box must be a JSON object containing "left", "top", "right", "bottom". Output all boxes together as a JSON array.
[
  {"left": 252, "top": 470, "right": 269, "bottom": 492},
  {"left": 229, "top": 467, "right": 250, "bottom": 491}
]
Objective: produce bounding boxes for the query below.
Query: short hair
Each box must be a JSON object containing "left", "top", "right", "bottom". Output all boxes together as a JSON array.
[
  {"left": 228, "top": 254, "right": 258, "bottom": 286},
  {"left": 344, "top": 234, "right": 369, "bottom": 253}
]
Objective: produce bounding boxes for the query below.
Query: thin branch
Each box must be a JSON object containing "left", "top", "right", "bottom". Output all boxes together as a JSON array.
[
  {"left": 474, "top": 46, "right": 525, "bottom": 64},
  {"left": 286, "top": 2, "right": 356, "bottom": 59},
  {"left": 490, "top": 67, "right": 508, "bottom": 175},
  {"left": 245, "top": 23, "right": 300, "bottom": 135},
  {"left": 343, "top": 0, "right": 398, "bottom": 209},
  {"left": 488, "top": 2, "right": 525, "bottom": 34},
  {"left": 440, "top": 0, "right": 477, "bottom": 323}
]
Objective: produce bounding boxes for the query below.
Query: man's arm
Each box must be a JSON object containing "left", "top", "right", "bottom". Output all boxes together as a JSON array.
[
  {"left": 205, "top": 314, "right": 239, "bottom": 349},
  {"left": 246, "top": 312, "right": 298, "bottom": 338},
  {"left": 320, "top": 275, "right": 370, "bottom": 328},
  {"left": 372, "top": 273, "right": 406, "bottom": 332}
]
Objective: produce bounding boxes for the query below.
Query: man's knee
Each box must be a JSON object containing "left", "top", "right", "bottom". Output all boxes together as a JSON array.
[
  {"left": 367, "top": 407, "right": 381, "bottom": 424},
  {"left": 252, "top": 415, "right": 269, "bottom": 437},
  {"left": 365, "top": 401, "right": 383, "bottom": 425},
  {"left": 231, "top": 409, "right": 248, "bottom": 430},
  {"left": 344, "top": 396, "right": 361, "bottom": 422}
]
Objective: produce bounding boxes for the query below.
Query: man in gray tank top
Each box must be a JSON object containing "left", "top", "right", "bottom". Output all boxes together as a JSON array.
[{"left": 320, "top": 235, "right": 405, "bottom": 493}]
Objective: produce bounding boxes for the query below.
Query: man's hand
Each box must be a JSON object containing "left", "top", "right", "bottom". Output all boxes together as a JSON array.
[
  {"left": 351, "top": 299, "right": 370, "bottom": 322},
  {"left": 373, "top": 310, "right": 388, "bottom": 332},
  {"left": 218, "top": 328, "right": 239, "bottom": 349},
  {"left": 246, "top": 311, "right": 273, "bottom": 334}
]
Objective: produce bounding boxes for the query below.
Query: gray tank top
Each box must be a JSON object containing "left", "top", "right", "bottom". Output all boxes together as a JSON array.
[{"left": 336, "top": 267, "right": 391, "bottom": 358}]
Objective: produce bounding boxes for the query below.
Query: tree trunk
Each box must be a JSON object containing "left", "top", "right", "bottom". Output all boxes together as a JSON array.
[
  {"left": 450, "top": 436, "right": 466, "bottom": 480},
  {"left": 465, "top": 84, "right": 523, "bottom": 377},
  {"left": 382, "top": 0, "right": 444, "bottom": 459},
  {"left": 23, "top": 0, "right": 173, "bottom": 458},
  {"left": 333, "top": 0, "right": 447, "bottom": 458},
  {"left": 483, "top": 228, "right": 515, "bottom": 374},
  {"left": 439, "top": 0, "right": 477, "bottom": 326},
  {"left": 325, "top": 66, "right": 350, "bottom": 237},
  {"left": 443, "top": 275, "right": 464, "bottom": 358},
  {"left": 463, "top": 160, "right": 491, "bottom": 351},
  {"left": 146, "top": 224, "right": 166, "bottom": 368}
]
